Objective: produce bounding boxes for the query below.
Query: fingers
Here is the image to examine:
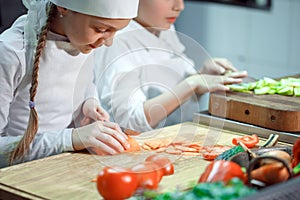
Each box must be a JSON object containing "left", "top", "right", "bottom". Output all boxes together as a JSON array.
[
  {"left": 90, "top": 135, "right": 125, "bottom": 155},
  {"left": 80, "top": 116, "right": 92, "bottom": 126},
  {"left": 199, "top": 74, "right": 243, "bottom": 93},
  {"left": 94, "top": 121, "right": 130, "bottom": 153},
  {"left": 214, "top": 58, "right": 238, "bottom": 73},
  {"left": 72, "top": 121, "right": 131, "bottom": 155},
  {"left": 226, "top": 70, "right": 248, "bottom": 79},
  {"left": 223, "top": 77, "right": 244, "bottom": 85},
  {"left": 95, "top": 106, "right": 110, "bottom": 122},
  {"left": 209, "top": 84, "right": 231, "bottom": 93}
]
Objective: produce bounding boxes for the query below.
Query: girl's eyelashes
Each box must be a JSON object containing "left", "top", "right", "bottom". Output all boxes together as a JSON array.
[{"left": 95, "top": 27, "right": 107, "bottom": 34}]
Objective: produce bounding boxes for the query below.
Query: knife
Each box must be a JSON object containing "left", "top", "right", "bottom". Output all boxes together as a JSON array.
[{"left": 120, "top": 127, "right": 141, "bottom": 136}]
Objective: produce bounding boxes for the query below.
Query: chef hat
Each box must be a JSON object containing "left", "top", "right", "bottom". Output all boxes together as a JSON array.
[
  {"left": 22, "top": 0, "right": 139, "bottom": 74},
  {"left": 50, "top": 0, "right": 139, "bottom": 19}
]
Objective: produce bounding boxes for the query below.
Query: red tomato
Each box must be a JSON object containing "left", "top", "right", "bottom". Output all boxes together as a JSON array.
[
  {"left": 97, "top": 167, "right": 138, "bottom": 200},
  {"left": 131, "top": 161, "right": 163, "bottom": 189},
  {"left": 145, "top": 154, "right": 174, "bottom": 176},
  {"left": 198, "top": 160, "right": 247, "bottom": 184},
  {"left": 232, "top": 134, "right": 259, "bottom": 148}
]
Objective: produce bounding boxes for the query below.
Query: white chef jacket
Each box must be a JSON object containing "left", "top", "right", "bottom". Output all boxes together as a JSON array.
[
  {"left": 0, "top": 15, "right": 98, "bottom": 168},
  {"left": 94, "top": 20, "right": 209, "bottom": 132}
]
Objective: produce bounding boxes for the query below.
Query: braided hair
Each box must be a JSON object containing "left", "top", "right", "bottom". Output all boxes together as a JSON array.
[{"left": 9, "top": 3, "right": 58, "bottom": 164}]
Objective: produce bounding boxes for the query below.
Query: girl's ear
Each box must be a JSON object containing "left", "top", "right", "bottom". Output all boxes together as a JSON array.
[{"left": 56, "top": 6, "right": 68, "bottom": 17}]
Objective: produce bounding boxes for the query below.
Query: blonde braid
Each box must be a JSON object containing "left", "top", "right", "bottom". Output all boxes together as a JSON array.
[{"left": 10, "top": 3, "right": 57, "bottom": 164}]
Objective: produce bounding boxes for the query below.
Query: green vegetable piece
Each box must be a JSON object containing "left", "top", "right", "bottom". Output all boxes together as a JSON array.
[
  {"left": 263, "top": 77, "right": 278, "bottom": 86},
  {"left": 294, "top": 87, "right": 300, "bottom": 97},
  {"left": 293, "top": 163, "right": 300, "bottom": 175},
  {"left": 280, "top": 78, "right": 290, "bottom": 86},
  {"left": 291, "top": 82, "right": 300, "bottom": 87},
  {"left": 255, "top": 79, "right": 265, "bottom": 89},
  {"left": 215, "top": 146, "right": 244, "bottom": 161},
  {"left": 247, "top": 82, "right": 257, "bottom": 90},
  {"left": 277, "top": 86, "right": 294, "bottom": 96},
  {"left": 226, "top": 76, "right": 300, "bottom": 97},
  {"left": 228, "top": 84, "right": 249, "bottom": 92},
  {"left": 152, "top": 178, "right": 256, "bottom": 200},
  {"left": 254, "top": 86, "right": 270, "bottom": 94},
  {"left": 267, "top": 89, "right": 277, "bottom": 94},
  {"left": 193, "top": 183, "right": 213, "bottom": 198}
]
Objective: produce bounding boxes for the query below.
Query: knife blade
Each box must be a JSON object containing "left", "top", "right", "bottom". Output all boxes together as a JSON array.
[{"left": 120, "top": 127, "right": 141, "bottom": 136}]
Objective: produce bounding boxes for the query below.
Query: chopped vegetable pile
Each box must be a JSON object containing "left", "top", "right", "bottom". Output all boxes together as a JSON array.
[
  {"left": 131, "top": 178, "right": 256, "bottom": 200},
  {"left": 229, "top": 77, "right": 300, "bottom": 96}
]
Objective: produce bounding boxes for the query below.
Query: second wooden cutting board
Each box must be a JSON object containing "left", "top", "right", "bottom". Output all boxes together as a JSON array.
[{"left": 208, "top": 91, "right": 300, "bottom": 133}]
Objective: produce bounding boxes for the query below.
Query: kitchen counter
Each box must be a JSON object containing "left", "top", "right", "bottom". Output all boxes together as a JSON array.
[
  {"left": 194, "top": 111, "right": 300, "bottom": 144},
  {"left": 0, "top": 122, "right": 292, "bottom": 200}
]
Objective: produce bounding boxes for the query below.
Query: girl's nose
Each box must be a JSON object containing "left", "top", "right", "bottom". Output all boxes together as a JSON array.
[
  {"left": 103, "top": 32, "right": 116, "bottom": 47},
  {"left": 173, "top": 0, "right": 184, "bottom": 12},
  {"left": 104, "top": 38, "right": 113, "bottom": 47}
]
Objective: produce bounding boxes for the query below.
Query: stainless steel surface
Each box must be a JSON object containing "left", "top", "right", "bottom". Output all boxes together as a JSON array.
[{"left": 193, "top": 111, "right": 299, "bottom": 144}]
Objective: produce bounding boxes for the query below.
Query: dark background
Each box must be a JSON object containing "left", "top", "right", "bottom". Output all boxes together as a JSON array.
[
  {"left": 0, "top": 0, "right": 27, "bottom": 33},
  {"left": 183, "top": 0, "right": 271, "bottom": 10}
]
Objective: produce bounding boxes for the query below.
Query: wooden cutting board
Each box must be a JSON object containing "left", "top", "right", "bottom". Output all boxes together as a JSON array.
[
  {"left": 0, "top": 122, "right": 253, "bottom": 200},
  {"left": 208, "top": 91, "right": 300, "bottom": 132}
]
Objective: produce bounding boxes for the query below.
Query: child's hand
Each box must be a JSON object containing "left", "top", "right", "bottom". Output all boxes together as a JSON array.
[
  {"left": 186, "top": 72, "right": 247, "bottom": 94},
  {"left": 80, "top": 98, "right": 110, "bottom": 126},
  {"left": 72, "top": 121, "right": 130, "bottom": 154},
  {"left": 200, "top": 58, "right": 239, "bottom": 75}
]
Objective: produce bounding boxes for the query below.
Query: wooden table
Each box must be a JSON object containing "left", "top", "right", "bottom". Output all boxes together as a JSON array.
[{"left": 0, "top": 122, "right": 287, "bottom": 200}]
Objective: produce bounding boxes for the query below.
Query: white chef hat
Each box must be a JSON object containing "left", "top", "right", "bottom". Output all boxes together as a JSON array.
[
  {"left": 50, "top": 0, "right": 139, "bottom": 19},
  {"left": 22, "top": 0, "right": 139, "bottom": 74}
]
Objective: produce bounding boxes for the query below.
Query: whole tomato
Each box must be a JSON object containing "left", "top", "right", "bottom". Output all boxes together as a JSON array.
[
  {"left": 145, "top": 154, "right": 174, "bottom": 176},
  {"left": 131, "top": 161, "right": 163, "bottom": 189},
  {"left": 198, "top": 160, "right": 247, "bottom": 184},
  {"left": 97, "top": 167, "right": 138, "bottom": 200}
]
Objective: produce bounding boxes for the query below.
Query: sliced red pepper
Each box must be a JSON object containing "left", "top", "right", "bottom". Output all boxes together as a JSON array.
[
  {"left": 232, "top": 134, "right": 259, "bottom": 148},
  {"left": 292, "top": 138, "right": 300, "bottom": 168},
  {"left": 198, "top": 160, "right": 247, "bottom": 184}
]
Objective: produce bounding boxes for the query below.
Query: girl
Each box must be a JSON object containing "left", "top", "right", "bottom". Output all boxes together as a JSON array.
[
  {"left": 94, "top": 0, "right": 248, "bottom": 132},
  {"left": 0, "top": 0, "right": 139, "bottom": 168}
]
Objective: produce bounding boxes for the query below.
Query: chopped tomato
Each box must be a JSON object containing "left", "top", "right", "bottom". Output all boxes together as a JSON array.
[
  {"left": 145, "top": 154, "right": 174, "bottom": 175},
  {"left": 202, "top": 152, "right": 220, "bottom": 161},
  {"left": 131, "top": 161, "right": 164, "bottom": 189},
  {"left": 201, "top": 145, "right": 231, "bottom": 161},
  {"left": 96, "top": 167, "right": 138, "bottom": 200},
  {"left": 198, "top": 160, "right": 247, "bottom": 184},
  {"left": 232, "top": 134, "right": 259, "bottom": 148}
]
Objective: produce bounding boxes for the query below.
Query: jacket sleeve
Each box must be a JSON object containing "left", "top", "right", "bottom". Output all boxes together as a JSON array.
[
  {"left": 95, "top": 43, "right": 153, "bottom": 132},
  {"left": 0, "top": 129, "right": 73, "bottom": 168}
]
